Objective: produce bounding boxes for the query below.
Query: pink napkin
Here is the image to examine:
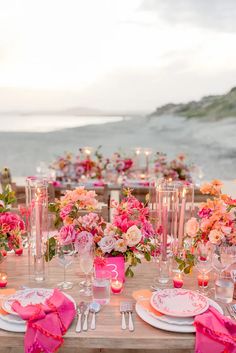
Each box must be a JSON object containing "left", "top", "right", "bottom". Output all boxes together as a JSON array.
[
  {"left": 12, "top": 289, "right": 76, "bottom": 353},
  {"left": 194, "top": 306, "right": 236, "bottom": 353}
]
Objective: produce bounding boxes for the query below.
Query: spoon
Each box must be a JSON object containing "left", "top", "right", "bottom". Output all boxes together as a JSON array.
[
  {"left": 75, "top": 301, "right": 85, "bottom": 333},
  {"left": 89, "top": 302, "right": 101, "bottom": 330}
]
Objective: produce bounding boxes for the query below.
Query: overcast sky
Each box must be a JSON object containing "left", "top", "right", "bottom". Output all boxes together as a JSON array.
[{"left": 1, "top": 0, "right": 236, "bottom": 111}]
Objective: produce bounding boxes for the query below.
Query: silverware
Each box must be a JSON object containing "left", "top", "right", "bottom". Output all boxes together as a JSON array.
[
  {"left": 75, "top": 301, "right": 85, "bottom": 333},
  {"left": 82, "top": 304, "right": 90, "bottom": 331},
  {"left": 226, "top": 304, "right": 236, "bottom": 319},
  {"left": 120, "top": 302, "right": 127, "bottom": 330},
  {"left": 126, "top": 302, "right": 134, "bottom": 332},
  {"left": 89, "top": 302, "right": 101, "bottom": 330}
]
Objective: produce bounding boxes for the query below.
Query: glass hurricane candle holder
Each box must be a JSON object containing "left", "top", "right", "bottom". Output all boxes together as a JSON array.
[
  {"left": 0, "top": 272, "right": 7, "bottom": 287},
  {"left": 111, "top": 279, "right": 124, "bottom": 294},
  {"left": 198, "top": 274, "right": 209, "bottom": 289},
  {"left": 173, "top": 272, "right": 184, "bottom": 288}
]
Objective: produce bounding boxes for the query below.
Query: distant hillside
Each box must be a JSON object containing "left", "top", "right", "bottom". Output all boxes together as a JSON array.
[{"left": 150, "top": 87, "right": 236, "bottom": 119}]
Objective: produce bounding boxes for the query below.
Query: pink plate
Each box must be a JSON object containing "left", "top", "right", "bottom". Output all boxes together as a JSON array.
[{"left": 150, "top": 289, "right": 209, "bottom": 317}]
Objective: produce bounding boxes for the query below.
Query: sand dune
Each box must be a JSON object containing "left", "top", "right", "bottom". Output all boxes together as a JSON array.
[{"left": 0, "top": 115, "right": 235, "bottom": 179}]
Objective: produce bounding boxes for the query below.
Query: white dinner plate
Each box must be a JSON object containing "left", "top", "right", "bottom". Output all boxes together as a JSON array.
[
  {"left": 0, "top": 313, "right": 25, "bottom": 325},
  {"left": 151, "top": 289, "right": 209, "bottom": 317},
  {"left": 136, "top": 298, "right": 223, "bottom": 333},
  {"left": 0, "top": 290, "right": 76, "bottom": 332}
]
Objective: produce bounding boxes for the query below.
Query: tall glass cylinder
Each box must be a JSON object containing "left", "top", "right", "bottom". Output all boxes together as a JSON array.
[
  {"left": 175, "top": 182, "right": 194, "bottom": 251},
  {"left": 26, "top": 177, "right": 48, "bottom": 281},
  {"left": 154, "top": 180, "right": 178, "bottom": 284}
]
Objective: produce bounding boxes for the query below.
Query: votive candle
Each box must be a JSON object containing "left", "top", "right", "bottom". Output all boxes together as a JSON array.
[
  {"left": 198, "top": 274, "right": 209, "bottom": 288},
  {"left": 0, "top": 272, "right": 8, "bottom": 288},
  {"left": 173, "top": 273, "right": 184, "bottom": 288},
  {"left": 111, "top": 279, "right": 123, "bottom": 294}
]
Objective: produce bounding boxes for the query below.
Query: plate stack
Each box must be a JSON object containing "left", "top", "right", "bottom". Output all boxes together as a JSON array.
[
  {"left": 136, "top": 288, "right": 223, "bottom": 333},
  {"left": 0, "top": 288, "right": 75, "bottom": 332}
]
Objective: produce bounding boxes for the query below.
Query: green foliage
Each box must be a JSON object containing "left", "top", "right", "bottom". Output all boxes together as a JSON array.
[
  {"left": 0, "top": 186, "right": 16, "bottom": 212},
  {"left": 175, "top": 251, "right": 195, "bottom": 274},
  {"left": 125, "top": 265, "right": 134, "bottom": 278},
  {"left": 45, "top": 237, "right": 57, "bottom": 262}
]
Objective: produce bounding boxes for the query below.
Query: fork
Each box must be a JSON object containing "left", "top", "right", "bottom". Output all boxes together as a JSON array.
[
  {"left": 75, "top": 301, "right": 85, "bottom": 333},
  {"left": 227, "top": 304, "right": 236, "bottom": 319},
  {"left": 126, "top": 302, "right": 134, "bottom": 332},
  {"left": 120, "top": 302, "right": 128, "bottom": 330}
]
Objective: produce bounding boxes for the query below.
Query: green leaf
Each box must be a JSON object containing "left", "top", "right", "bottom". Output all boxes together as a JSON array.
[
  {"left": 144, "top": 252, "right": 151, "bottom": 261},
  {"left": 45, "top": 237, "right": 57, "bottom": 262}
]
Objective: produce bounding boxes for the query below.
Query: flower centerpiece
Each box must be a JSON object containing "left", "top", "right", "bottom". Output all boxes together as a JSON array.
[
  {"left": 48, "top": 187, "right": 155, "bottom": 277},
  {"left": 110, "top": 152, "right": 134, "bottom": 175},
  {"left": 47, "top": 186, "right": 101, "bottom": 260},
  {"left": 154, "top": 153, "right": 192, "bottom": 182},
  {"left": 176, "top": 180, "right": 236, "bottom": 273},
  {"left": 0, "top": 187, "right": 25, "bottom": 262},
  {"left": 95, "top": 189, "right": 155, "bottom": 277}
]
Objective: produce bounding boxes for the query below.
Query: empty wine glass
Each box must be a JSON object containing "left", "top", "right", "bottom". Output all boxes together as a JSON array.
[
  {"left": 75, "top": 232, "right": 94, "bottom": 296},
  {"left": 57, "top": 243, "right": 74, "bottom": 290},
  {"left": 212, "top": 246, "right": 236, "bottom": 276},
  {"left": 196, "top": 243, "right": 212, "bottom": 294}
]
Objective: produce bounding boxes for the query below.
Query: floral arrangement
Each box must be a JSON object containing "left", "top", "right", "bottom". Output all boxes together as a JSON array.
[
  {"left": 176, "top": 180, "right": 236, "bottom": 273},
  {"left": 154, "top": 153, "right": 192, "bottom": 182},
  {"left": 0, "top": 187, "right": 25, "bottom": 262},
  {"left": 110, "top": 152, "right": 134, "bottom": 174},
  {"left": 95, "top": 190, "right": 155, "bottom": 276},
  {"left": 50, "top": 152, "right": 73, "bottom": 179},
  {"left": 48, "top": 187, "right": 155, "bottom": 276}
]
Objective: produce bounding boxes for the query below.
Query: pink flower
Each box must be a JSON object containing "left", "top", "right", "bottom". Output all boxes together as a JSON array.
[
  {"left": 60, "top": 204, "right": 73, "bottom": 220},
  {"left": 58, "top": 225, "right": 76, "bottom": 245},
  {"left": 185, "top": 217, "right": 199, "bottom": 237},
  {"left": 123, "top": 225, "right": 142, "bottom": 247},
  {"left": 98, "top": 235, "right": 116, "bottom": 253},
  {"left": 114, "top": 239, "right": 127, "bottom": 253},
  {"left": 208, "top": 229, "right": 224, "bottom": 245}
]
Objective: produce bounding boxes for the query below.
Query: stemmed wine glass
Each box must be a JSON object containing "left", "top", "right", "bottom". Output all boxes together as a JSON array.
[
  {"left": 75, "top": 232, "right": 94, "bottom": 296},
  {"left": 57, "top": 243, "right": 74, "bottom": 290},
  {"left": 212, "top": 245, "right": 236, "bottom": 277},
  {"left": 196, "top": 243, "right": 212, "bottom": 294}
]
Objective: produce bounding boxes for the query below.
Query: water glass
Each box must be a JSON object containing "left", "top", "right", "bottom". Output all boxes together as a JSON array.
[
  {"left": 92, "top": 271, "right": 111, "bottom": 305},
  {"left": 215, "top": 274, "right": 234, "bottom": 303},
  {"left": 57, "top": 243, "right": 74, "bottom": 290}
]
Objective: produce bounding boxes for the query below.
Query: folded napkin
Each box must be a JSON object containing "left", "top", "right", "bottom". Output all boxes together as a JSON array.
[
  {"left": 12, "top": 288, "right": 76, "bottom": 353},
  {"left": 132, "top": 289, "right": 163, "bottom": 317},
  {"left": 194, "top": 306, "right": 236, "bottom": 353}
]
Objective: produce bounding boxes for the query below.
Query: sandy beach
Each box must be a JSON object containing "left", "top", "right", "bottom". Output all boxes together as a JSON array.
[{"left": 0, "top": 115, "right": 235, "bottom": 179}]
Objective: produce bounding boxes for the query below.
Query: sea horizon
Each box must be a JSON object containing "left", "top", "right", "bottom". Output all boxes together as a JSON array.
[{"left": 0, "top": 114, "right": 127, "bottom": 133}]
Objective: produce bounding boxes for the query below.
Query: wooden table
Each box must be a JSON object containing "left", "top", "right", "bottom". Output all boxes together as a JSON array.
[{"left": 0, "top": 253, "right": 220, "bottom": 353}]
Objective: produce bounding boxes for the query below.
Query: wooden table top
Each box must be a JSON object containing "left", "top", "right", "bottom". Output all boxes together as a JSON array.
[{"left": 0, "top": 252, "right": 225, "bottom": 352}]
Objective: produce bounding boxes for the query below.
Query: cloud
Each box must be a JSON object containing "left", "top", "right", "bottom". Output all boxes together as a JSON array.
[{"left": 139, "top": 0, "right": 236, "bottom": 32}]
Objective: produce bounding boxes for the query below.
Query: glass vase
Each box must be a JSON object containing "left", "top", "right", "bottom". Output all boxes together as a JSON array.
[{"left": 26, "top": 177, "right": 48, "bottom": 282}]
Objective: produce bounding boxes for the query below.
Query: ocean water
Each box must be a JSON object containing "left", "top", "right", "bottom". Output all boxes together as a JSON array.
[{"left": 0, "top": 115, "right": 124, "bottom": 132}]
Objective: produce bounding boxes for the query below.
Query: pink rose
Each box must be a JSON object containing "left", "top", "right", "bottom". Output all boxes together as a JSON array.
[
  {"left": 185, "top": 217, "right": 199, "bottom": 237},
  {"left": 123, "top": 225, "right": 142, "bottom": 247},
  {"left": 58, "top": 225, "right": 76, "bottom": 245},
  {"left": 209, "top": 229, "right": 224, "bottom": 245},
  {"left": 98, "top": 235, "right": 116, "bottom": 254},
  {"left": 60, "top": 204, "right": 73, "bottom": 220}
]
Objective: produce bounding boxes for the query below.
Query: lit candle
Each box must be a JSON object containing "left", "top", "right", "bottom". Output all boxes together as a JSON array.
[
  {"left": 135, "top": 148, "right": 141, "bottom": 169},
  {"left": 198, "top": 274, "right": 209, "bottom": 288},
  {"left": 35, "top": 188, "right": 42, "bottom": 258},
  {"left": 178, "top": 188, "right": 186, "bottom": 248},
  {"left": 173, "top": 273, "right": 183, "bottom": 288},
  {"left": 111, "top": 279, "right": 123, "bottom": 294},
  {"left": 162, "top": 200, "right": 168, "bottom": 261},
  {"left": 0, "top": 272, "right": 8, "bottom": 287}
]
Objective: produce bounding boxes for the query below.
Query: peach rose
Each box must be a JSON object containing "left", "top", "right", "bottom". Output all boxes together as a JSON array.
[
  {"left": 123, "top": 225, "right": 142, "bottom": 247},
  {"left": 185, "top": 217, "right": 199, "bottom": 237},
  {"left": 208, "top": 229, "right": 224, "bottom": 245}
]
